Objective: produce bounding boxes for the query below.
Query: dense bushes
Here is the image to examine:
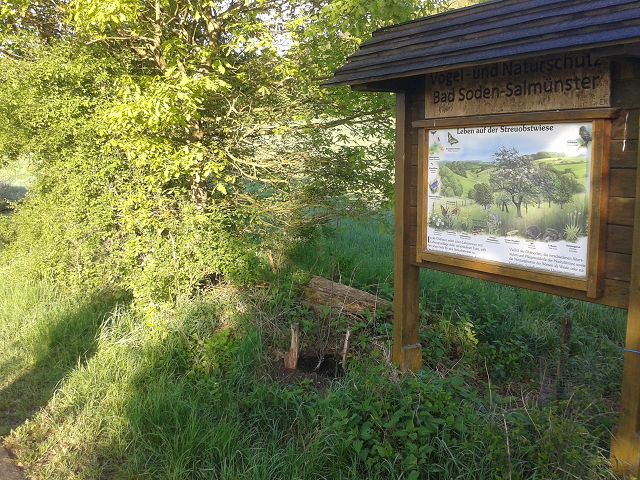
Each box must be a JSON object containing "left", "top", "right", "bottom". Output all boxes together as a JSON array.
[{"left": 2, "top": 0, "right": 437, "bottom": 307}]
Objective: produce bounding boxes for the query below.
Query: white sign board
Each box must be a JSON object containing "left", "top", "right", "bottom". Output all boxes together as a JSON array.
[{"left": 426, "top": 123, "right": 592, "bottom": 278}]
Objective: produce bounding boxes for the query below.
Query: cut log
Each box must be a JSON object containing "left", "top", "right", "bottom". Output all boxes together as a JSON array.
[{"left": 302, "top": 276, "right": 391, "bottom": 319}]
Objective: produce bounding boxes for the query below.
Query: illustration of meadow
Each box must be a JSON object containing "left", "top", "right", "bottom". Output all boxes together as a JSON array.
[{"left": 427, "top": 149, "right": 590, "bottom": 243}]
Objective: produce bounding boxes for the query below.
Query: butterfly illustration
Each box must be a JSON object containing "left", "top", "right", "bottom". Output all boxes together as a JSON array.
[
  {"left": 447, "top": 132, "right": 459, "bottom": 145},
  {"left": 429, "top": 179, "right": 439, "bottom": 194}
]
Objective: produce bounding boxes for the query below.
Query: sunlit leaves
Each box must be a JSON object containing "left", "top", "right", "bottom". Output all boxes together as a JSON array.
[
  {"left": 1, "top": 0, "right": 453, "bottom": 303},
  {"left": 70, "top": 0, "right": 141, "bottom": 35}
]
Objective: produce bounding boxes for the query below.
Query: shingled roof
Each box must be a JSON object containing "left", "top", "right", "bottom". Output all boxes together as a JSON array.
[{"left": 325, "top": 0, "right": 640, "bottom": 88}]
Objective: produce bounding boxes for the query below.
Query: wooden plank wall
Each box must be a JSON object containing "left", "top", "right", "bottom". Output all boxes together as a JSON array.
[{"left": 605, "top": 60, "right": 640, "bottom": 308}]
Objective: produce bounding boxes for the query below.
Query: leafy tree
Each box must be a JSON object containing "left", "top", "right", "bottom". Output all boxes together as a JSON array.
[
  {"left": 0, "top": 0, "right": 450, "bottom": 302},
  {"left": 447, "top": 161, "right": 467, "bottom": 177},
  {"left": 531, "top": 151, "right": 565, "bottom": 160},
  {"left": 495, "top": 191, "right": 510, "bottom": 213},
  {"left": 535, "top": 165, "right": 557, "bottom": 208},
  {"left": 490, "top": 147, "right": 536, "bottom": 218},
  {"left": 553, "top": 173, "right": 582, "bottom": 209},
  {"left": 472, "top": 183, "right": 493, "bottom": 206}
]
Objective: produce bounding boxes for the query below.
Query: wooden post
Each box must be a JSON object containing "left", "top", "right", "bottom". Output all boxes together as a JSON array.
[
  {"left": 392, "top": 92, "right": 422, "bottom": 372},
  {"left": 284, "top": 324, "right": 299, "bottom": 370},
  {"left": 556, "top": 316, "right": 572, "bottom": 400},
  {"left": 611, "top": 123, "right": 640, "bottom": 477}
]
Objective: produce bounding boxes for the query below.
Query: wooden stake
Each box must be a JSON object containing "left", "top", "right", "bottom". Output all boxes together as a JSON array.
[
  {"left": 341, "top": 329, "right": 351, "bottom": 368},
  {"left": 391, "top": 92, "right": 422, "bottom": 372},
  {"left": 284, "top": 324, "right": 299, "bottom": 370},
  {"left": 556, "top": 316, "right": 572, "bottom": 400},
  {"left": 611, "top": 122, "right": 640, "bottom": 478}
]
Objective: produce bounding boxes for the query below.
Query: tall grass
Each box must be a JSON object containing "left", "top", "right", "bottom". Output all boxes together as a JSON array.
[
  {"left": 290, "top": 214, "right": 626, "bottom": 393},
  {"left": 0, "top": 214, "right": 626, "bottom": 479}
]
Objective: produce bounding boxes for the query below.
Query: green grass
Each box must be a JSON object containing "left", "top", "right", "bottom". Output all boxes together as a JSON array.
[
  {"left": 291, "top": 214, "right": 625, "bottom": 388},
  {"left": 0, "top": 267, "right": 124, "bottom": 437},
  {"left": 0, "top": 213, "right": 626, "bottom": 479},
  {"left": 442, "top": 156, "right": 588, "bottom": 200},
  {"left": 431, "top": 193, "right": 588, "bottom": 235},
  {"left": 0, "top": 157, "right": 33, "bottom": 203},
  {"left": 445, "top": 164, "right": 491, "bottom": 192},
  {"left": 538, "top": 156, "right": 590, "bottom": 180}
]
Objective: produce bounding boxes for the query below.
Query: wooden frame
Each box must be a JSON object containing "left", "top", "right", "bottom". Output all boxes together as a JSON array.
[{"left": 416, "top": 111, "right": 614, "bottom": 297}]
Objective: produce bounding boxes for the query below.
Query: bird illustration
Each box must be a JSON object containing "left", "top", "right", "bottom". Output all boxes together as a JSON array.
[{"left": 579, "top": 126, "right": 592, "bottom": 147}]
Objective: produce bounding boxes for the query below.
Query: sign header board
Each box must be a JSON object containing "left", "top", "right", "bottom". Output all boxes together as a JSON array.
[{"left": 426, "top": 53, "right": 610, "bottom": 118}]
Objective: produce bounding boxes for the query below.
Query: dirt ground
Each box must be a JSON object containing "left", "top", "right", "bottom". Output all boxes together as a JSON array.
[{"left": 0, "top": 444, "right": 23, "bottom": 480}]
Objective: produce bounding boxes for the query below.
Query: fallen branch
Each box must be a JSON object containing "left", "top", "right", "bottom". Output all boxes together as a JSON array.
[{"left": 302, "top": 276, "right": 391, "bottom": 319}]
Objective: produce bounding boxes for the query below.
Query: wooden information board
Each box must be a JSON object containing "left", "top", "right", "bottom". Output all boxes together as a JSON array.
[
  {"left": 426, "top": 53, "right": 611, "bottom": 118},
  {"left": 417, "top": 117, "right": 609, "bottom": 298},
  {"left": 426, "top": 52, "right": 611, "bottom": 118},
  {"left": 327, "top": 2, "right": 640, "bottom": 475}
]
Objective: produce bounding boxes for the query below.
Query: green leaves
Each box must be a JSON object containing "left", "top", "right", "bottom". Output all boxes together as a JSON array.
[
  {"left": 0, "top": 0, "right": 450, "bottom": 306},
  {"left": 327, "top": 367, "right": 481, "bottom": 477}
]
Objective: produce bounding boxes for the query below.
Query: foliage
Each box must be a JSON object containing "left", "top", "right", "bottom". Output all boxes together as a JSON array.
[
  {"left": 439, "top": 165, "right": 464, "bottom": 197},
  {"left": 471, "top": 182, "right": 493, "bottom": 206},
  {"left": 0, "top": 258, "right": 621, "bottom": 479},
  {"left": 564, "top": 210, "right": 583, "bottom": 242},
  {"left": 446, "top": 161, "right": 468, "bottom": 176},
  {"left": 0, "top": 2, "right": 625, "bottom": 479},
  {"left": 490, "top": 147, "right": 537, "bottom": 218},
  {"left": 554, "top": 171, "right": 583, "bottom": 208},
  {"left": 0, "top": 0, "right": 450, "bottom": 306},
  {"left": 328, "top": 368, "right": 481, "bottom": 478}
]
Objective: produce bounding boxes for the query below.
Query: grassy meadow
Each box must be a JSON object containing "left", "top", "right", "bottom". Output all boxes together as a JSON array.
[
  {"left": 431, "top": 154, "right": 589, "bottom": 238},
  {"left": 2, "top": 1, "right": 629, "bottom": 478},
  {"left": 0, "top": 210, "right": 628, "bottom": 479}
]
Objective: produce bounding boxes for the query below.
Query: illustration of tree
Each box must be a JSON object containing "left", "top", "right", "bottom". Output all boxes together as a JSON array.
[
  {"left": 472, "top": 183, "right": 493, "bottom": 206},
  {"left": 495, "top": 192, "right": 510, "bottom": 213},
  {"left": 535, "top": 165, "right": 557, "bottom": 208},
  {"left": 491, "top": 147, "right": 536, "bottom": 218},
  {"left": 554, "top": 173, "right": 582, "bottom": 209}
]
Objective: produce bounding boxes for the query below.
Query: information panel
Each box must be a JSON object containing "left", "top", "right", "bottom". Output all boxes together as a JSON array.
[{"left": 425, "top": 123, "right": 592, "bottom": 278}]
